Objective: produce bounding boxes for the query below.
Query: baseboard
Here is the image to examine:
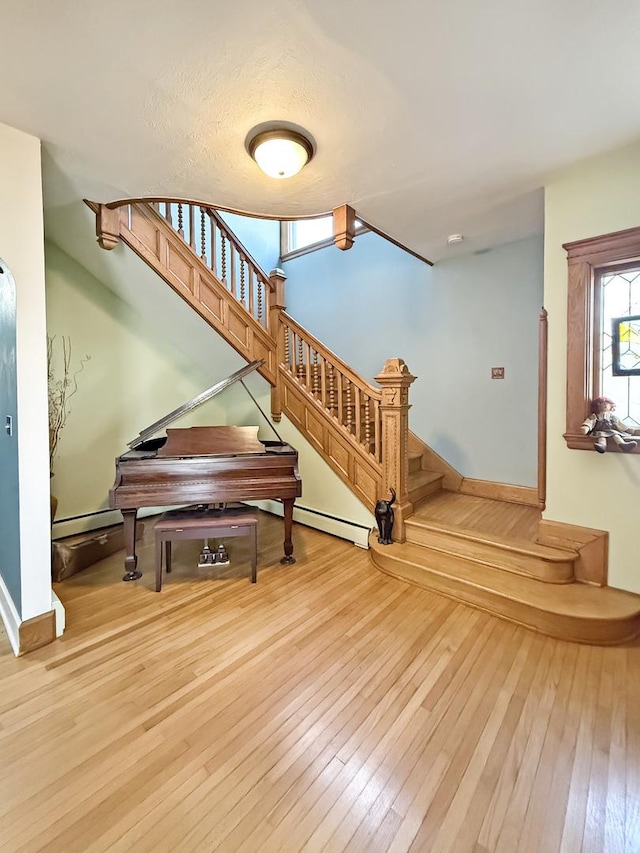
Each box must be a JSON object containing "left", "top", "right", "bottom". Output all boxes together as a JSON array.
[
  {"left": 459, "top": 478, "right": 539, "bottom": 507},
  {"left": 0, "top": 576, "right": 57, "bottom": 656},
  {"left": 18, "top": 610, "right": 56, "bottom": 655},
  {"left": 250, "top": 500, "right": 372, "bottom": 548},
  {"left": 0, "top": 573, "right": 20, "bottom": 655}
]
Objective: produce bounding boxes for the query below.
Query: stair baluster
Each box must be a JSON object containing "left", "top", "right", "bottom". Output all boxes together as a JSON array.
[{"left": 200, "top": 207, "right": 207, "bottom": 262}]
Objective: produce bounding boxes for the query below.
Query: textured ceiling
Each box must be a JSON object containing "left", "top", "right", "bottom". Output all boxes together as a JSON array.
[{"left": 2, "top": 0, "right": 640, "bottom": 261}]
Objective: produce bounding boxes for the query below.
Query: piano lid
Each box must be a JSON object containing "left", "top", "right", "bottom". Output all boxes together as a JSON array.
[{"left": 127, "top": 360, "right": 264, "bottom": 450}]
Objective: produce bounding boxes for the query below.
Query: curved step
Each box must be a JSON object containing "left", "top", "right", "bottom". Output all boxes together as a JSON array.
[
  {"left": 405, "top": 516, "right": 576, "bottom": 583},
  {"left": 369, "top": 534, "right": 640, "bottom": 645}
]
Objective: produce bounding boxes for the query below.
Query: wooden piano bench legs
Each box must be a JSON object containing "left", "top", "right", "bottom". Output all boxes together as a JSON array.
[{"left": 154, "top": 507, "right": 258, "bottom": 592}]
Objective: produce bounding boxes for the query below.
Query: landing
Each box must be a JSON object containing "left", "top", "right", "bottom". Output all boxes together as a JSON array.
[{"left": 413, "top": 490, "right": 541, "bottom": 541}]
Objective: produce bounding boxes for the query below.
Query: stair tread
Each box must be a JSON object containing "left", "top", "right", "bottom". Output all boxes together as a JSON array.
[
  {"left": 408, "top": 469, "right": 443, "bottom": 487},
  {"left": 413, "top": 490, "right": 540, "bottom": 540},
  {"left": 406, "top": 516, "right": 577, "bottom": 561},
  {"left": 371, "top": 535, "right": 640, "bottom": 619}
]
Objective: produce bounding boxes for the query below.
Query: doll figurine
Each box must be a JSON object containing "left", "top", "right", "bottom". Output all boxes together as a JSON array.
[{"left": 580, "top": 396, "right": 639, "bottom": 453}]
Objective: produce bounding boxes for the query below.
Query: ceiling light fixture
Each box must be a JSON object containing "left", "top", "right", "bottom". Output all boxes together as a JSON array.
[
  {"left": 447, "top": 234, "right": 464, "bottom": 245},
  {"left": 247, "top": 127, "right": 314, "bottom": 179}
]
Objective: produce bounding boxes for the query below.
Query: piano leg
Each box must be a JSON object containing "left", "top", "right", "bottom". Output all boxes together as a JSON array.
[
  {"left": 122, "top": 508, "right": 143, "bottom": 581},
  {"left": 281, "top": 498, "right": 296, "bottom": 564}
]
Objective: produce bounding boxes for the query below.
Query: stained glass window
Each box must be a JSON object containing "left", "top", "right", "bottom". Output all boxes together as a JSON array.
[{"left": 599, "top": 266, "right": 640, "bottom": 427}]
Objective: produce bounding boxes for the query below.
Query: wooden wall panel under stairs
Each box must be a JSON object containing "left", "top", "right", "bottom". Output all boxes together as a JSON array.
[
  {"left": 89, "top": 201, "right": 279, "bottom": 385},
  {"left": 370, "top": 491, "right": 640, "bottom": 644},
  {"left": 280, "top": 368, "right": 381, "bottom": 511}
]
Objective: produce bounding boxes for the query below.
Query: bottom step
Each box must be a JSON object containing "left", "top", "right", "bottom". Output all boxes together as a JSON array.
[{"left": 369, "top": 534, "right": 640, "bottom": 645}]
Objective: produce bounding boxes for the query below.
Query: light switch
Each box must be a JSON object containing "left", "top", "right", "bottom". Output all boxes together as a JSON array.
[
  {"left": 5, "top": 415, "right": 12, "bottom": 435},
  {"left": 491, "top": 367, "right": 505, "bottom": 379}
]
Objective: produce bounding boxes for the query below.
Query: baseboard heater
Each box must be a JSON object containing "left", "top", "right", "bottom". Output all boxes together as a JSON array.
[
  {"left": 248, "top": 499, "right": 372, "bottom": 549},
  {"left": 52, "top": 506, "right": 172, "bottom": 540},
  {"left": 53, "top": 503, "right": 373, "bottom": 549}
]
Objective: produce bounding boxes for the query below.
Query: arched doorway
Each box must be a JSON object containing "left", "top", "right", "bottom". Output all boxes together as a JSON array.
[{"left": 0, "top": 258, "right": 21, "bottom": 611}]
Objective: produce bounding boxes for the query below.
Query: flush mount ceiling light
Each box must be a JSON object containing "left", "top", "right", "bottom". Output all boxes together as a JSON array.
[{"left": 247, "top": 127, "right": 314, "bottom": 179}]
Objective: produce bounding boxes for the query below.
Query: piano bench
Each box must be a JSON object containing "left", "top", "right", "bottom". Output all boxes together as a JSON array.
[{"left": 154, "top": 507, "right": 258, "bottom": 592}]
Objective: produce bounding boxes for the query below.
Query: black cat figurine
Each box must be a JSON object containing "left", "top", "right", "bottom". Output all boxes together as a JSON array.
[{"left": 375, "top": 487, "right": 396, "bottom": 545}]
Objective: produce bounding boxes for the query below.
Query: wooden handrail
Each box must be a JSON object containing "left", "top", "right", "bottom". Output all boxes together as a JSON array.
[
  {"left": 104, "top": 195, "right": 330, "bottom": 222},
  {"left": 281, "top": 313, "right": 382, "bottom": 399},
  {"left": 88, "top": 199, "right": 279, "bottom": 384},
  {"left": 280, "top": 313, "right": 382, "bottom": 463},
  {"left": 152, "top": 201, "right": 273, "bottom": 330},
  {"left": 205, "top": 208, "right": 273, "bottom": 286},
  {"left": 103, "top": 196, "right": 433, "bottom": 264}
]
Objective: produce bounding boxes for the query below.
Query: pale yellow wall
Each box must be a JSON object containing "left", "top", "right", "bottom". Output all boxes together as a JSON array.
[
  {"left": 45, "top": 241, "right": 374, "bottom": 544},
  {"left": 45, "top": 242, "right": 229, "bottom": 529},
  {"left": 544, "top": 141, "right": 640, "bottom": 594}
]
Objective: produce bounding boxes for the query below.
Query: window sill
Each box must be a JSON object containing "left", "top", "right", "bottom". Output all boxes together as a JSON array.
[
  {"left": 563, "top": 432, "right": 640, "bottom": 452},
  {"left": 281, "top": 227, "right": 369, "bottom": 263},
  {"left": 281, "top": 237, "right": 336, "bottom": 263}
]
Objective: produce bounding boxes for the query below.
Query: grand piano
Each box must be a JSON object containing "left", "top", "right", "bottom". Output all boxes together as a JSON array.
[{"left": 109, "top": 361, "right": 302, "bottom": 581}]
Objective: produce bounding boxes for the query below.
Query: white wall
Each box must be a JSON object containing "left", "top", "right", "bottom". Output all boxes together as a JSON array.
[
  {"left": 0, "top": 122, "right": 51, "bottom": 621},
  {"left": 544, "top": 141, "right": 640, "bottom": 593}
]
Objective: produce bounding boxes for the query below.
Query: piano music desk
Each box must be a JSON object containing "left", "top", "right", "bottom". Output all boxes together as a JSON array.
[{"left": 154, "top": 507, "right": 258, "bottom": 592}]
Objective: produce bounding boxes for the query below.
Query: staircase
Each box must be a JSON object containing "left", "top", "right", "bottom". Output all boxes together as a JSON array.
[
  {"left": 371, "top": 488, "right": 640, "bottom": 643},
  {"left": 88, "top": 197, "right": 640, "bottom": 645}
]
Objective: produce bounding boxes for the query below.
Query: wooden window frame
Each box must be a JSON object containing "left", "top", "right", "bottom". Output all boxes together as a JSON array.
[
  {"left": 280, "top": 217, "right": 368, "bottom": 262},
  {"left": 280, "top": 219, "right": 335, "bottom": 261},
  {"left": 563, "top": 226, "right": 640, "bottom": 451}
]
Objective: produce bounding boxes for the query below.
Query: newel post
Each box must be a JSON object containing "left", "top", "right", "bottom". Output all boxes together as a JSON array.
[
  {"left": 268, "top": 267, "right": 287, "bottom": 423},
  {"left": 375, "top": 358, "right": 416, "bottom": 543}
]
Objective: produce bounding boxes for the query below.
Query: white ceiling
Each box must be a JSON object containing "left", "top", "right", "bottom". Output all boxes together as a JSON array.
[{"left": 2, "top": 0, "right": 640, "bottom": 262}]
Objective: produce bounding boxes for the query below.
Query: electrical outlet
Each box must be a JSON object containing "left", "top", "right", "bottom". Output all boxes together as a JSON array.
[{"left": 491, "top": 367, "right": 505, "bottom": 379}]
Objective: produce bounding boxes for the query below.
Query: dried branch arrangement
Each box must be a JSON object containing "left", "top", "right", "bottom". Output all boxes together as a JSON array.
[{"left": 47, "top": 335, "right": 91, "bottom": 471}]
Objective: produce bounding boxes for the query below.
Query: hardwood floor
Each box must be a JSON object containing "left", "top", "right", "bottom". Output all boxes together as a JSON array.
[{"left": 1, "top": 512, "right": 639, "bottom": 852}]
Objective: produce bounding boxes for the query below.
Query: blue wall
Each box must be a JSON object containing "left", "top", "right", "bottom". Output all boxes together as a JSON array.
[
  {"left": 0, "top": 260, "right": 21, "bottom": 611},
  {"left": 283, "top": 232, "right": 543, "bottom": 487}
]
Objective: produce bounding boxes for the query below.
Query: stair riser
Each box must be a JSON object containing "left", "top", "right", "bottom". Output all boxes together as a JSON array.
[
  {"left": 371, "top": 553, "right": 639, "bottom": 645},
  {"left": 408, "top": 480, "right": 444, "bottom": 504},
  {"left": 408, "top": 455, "right": 423, "bottom": 474},
  {"left": 405, "top": 525, "right": 574, "bottom": 583}
]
